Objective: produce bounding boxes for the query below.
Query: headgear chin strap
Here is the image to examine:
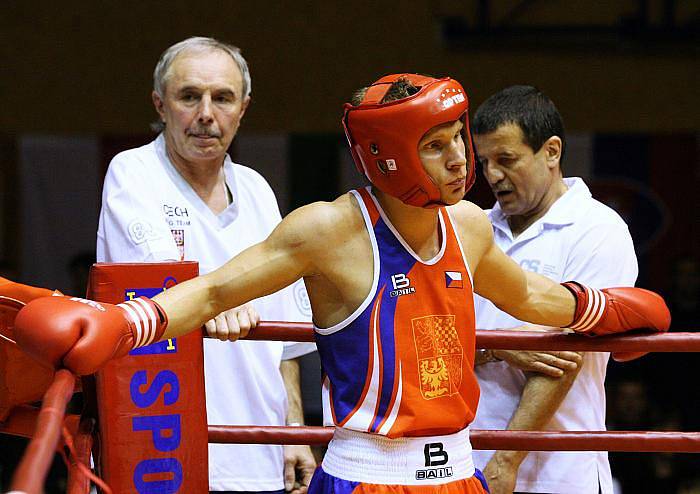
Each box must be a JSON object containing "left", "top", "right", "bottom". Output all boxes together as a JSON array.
[{"left": 343, "top": 74, "right": 476, "bottom": 208}]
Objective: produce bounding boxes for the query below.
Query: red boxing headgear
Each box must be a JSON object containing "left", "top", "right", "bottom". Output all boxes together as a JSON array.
[{"left": 343, "top": 74, "right": 476, "bottom": 207}]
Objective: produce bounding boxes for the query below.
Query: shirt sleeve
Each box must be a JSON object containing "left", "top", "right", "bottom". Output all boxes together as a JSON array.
[
  {"left": 96, "top": 155, "right": 180, "bottom": 263},
  {"left": 563, "top": 221, "right": 638, "bottom": 288},
  {"left": 279, "top": 279, "right": 316, "bottom": 360}
]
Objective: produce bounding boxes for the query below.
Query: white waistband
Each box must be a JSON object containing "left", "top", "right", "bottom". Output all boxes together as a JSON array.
[{"left": 322, "top": 427, "right": 474, "bottom": 485}]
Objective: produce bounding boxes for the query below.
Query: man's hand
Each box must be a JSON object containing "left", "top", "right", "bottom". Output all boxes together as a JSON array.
[
  {"left": 204, "top": 303, "right": 260, "bottom": 341},
  {"left": 283, "top": 444, "right": 316, "bottom": 494},
  {"left": 495, "top": 349, "right": 582, "bottom": 377},
  {"left": 14, "top": 295, "right": 168, "bottom": 375},
  {"left": 483, "top": 452, "right": 519, "bottom": 494}
]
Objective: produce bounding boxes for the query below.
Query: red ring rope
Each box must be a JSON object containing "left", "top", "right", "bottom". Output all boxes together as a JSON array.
[
  {"left": 208, "top": 425, "right": 700, "bottom": 453},
  {"left": 233, "top": 322, "right": 700, "bottom": 353},
  {"left": 10, "top": 369, "right": 75, "bottom": 494}
]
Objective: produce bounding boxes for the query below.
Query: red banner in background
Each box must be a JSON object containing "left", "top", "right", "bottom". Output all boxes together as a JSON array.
[{"left": 89, "top": 262, "right": 208, "bottom": 494}]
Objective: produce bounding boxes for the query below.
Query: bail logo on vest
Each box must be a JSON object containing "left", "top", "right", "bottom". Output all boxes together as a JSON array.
[
  {"left": 416, "top": 442, "right": 453, "bottom": 480},
  {"left": 390, "top": 273, "right": 416, "bottom": 298}
]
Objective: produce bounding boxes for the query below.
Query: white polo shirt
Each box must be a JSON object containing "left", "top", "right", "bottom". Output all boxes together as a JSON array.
[
  {"left": 97, "top": 134, "right": 314, "bottom": 491},
  {"left": 472, "top": 177, "right": 638, "bottom": 494}
]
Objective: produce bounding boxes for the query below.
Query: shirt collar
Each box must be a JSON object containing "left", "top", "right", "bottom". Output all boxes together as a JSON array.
[
  {"left": 488, "top": 177, "right": 591, "bottom": 236},
  {"left": 155, "top": 133, "right": 240, "bottom": 227}
]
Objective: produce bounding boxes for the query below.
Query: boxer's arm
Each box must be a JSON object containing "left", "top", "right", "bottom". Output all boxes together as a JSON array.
[
  {"left": 473, "top": 235, "right": 576, "bottom": 327},
  {"left": 151, "top": 202, "right": 322, "bottom": 340},
  {"left": 472, "top": 222, "right": 669, "bottom": 335},
  {"left": 14, "top": 202, "right": 333, "bottom": 375}
]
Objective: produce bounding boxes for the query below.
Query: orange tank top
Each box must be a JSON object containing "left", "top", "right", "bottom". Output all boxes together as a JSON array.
[{"left": 315, "top": 187, "right": 480, "bottom": 438}]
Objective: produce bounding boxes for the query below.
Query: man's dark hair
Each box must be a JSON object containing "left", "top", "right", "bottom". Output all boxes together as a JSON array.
[{"left": 472, "top": 85, "right": 565, "bottom": 160}]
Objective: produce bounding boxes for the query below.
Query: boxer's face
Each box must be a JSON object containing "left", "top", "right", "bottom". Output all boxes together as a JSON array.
[
  {"left": 153, "top": 49, "right": 249, "bottom": 167},
  {"left": 418, "top": 120, "right": 468, "bottom": 205},
  {"left": 475, "top": 122, "right": 560, "bottom": 218}
]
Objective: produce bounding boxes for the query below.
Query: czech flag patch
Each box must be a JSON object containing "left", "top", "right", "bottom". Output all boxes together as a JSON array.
[{"left": 445, "top": 271, "right": 463, "bottom": 289}]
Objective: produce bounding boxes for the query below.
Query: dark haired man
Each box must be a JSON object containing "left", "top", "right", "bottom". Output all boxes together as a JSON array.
[
  {"left": 471, "top": 85, "right": 637, "bottom": 494},
  {"left": 14, "top": 76, "right": 666, "bottom": 493}
]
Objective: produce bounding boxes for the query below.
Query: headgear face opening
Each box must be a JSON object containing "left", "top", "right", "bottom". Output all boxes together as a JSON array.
[{"left": 343, "top": 74, "right": 476, "bottom": 208}]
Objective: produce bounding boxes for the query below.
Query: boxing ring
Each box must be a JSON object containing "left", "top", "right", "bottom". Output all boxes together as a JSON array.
[{"left": 1, "top": 263, "right": 700, "bottom": 493}]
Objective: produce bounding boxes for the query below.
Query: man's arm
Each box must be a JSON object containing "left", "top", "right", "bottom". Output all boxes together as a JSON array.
[
  {"left": 475, "top": 324, "right": 581, "bottom": 377},
  {"left": 482, "top": 360, "right": 582, "bottom": 494},
  {"left": 281, "top": 359, "right": 305, "bottom": 426},
  {"left": 280, "top": 359, "right": 316, "bottom": 494}
]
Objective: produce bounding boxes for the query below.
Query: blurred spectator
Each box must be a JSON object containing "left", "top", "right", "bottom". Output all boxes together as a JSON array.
[{"left": 606, "top": 377, "right": 698, "bottom": 493}]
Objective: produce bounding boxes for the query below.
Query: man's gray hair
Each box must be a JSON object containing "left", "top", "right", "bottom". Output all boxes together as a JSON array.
[
  {"left": 153, "top": 36, "right": 252, "bottom": 99},
  {"left": 151, "top": 37, "right": 251, "bottom": 132}
]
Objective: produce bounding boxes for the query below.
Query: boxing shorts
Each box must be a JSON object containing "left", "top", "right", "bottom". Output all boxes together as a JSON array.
[{"left": 308, "top": 427, "right": 489, "bottom": 493}]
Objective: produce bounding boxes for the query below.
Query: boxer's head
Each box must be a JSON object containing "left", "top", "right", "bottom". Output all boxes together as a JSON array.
[
  {"left": 343, "top": 74, "right": 476, "bottom": 208},
  {"left": 151, "top": 37, "right": 251, "bottom": 167}
]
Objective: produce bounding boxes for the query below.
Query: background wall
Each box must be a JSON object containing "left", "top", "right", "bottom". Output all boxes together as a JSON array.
[{"left": 1, "top": 1, "right": 698, "bottom": 134}]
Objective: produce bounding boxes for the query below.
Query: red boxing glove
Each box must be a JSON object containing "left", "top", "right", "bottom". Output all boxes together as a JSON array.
[
  {"left": 0, "top": 276, "right": 61, "bottom": 302},
  {"left": 0, "top": 278, "right": 63, "bottom": 421},
  {"left": 14, "top": 296, "right": 168, "bottom": 375},
  {"left": 562, "top": 281, "right": 671, "bottom": 362}
]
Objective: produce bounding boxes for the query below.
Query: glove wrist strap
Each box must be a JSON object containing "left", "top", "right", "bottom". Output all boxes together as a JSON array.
[
  {"left": 561, "top": 281, "right": 607, "bottom": 333},
  {"left": 117, "top": 297, "right": 169, "bottom": 348}
]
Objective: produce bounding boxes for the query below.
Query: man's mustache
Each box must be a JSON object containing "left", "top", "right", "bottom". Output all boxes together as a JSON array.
[{"left": 188, "top": 128, "right": 220, "bottom": 138}]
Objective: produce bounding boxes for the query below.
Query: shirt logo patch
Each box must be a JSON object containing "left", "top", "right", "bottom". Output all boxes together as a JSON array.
[
  {"left": 293, "top": 281, "right": 312, "bottom": 318},
  {"left": 444, "top": 271, "right": 463, "bottom": 289},
  {"left": 170, "top": 229, "right": 185, "bottom": 260},
  {"left": 390, "top": 273, "right": 415, "bottom": 298},
  {"left": 163, "top": 203, "right": 191, "bottom": 227},
  {"left": 412, "top": 315, "right": 463, "bottom": 400},
  {"left": 128, "top": 219, "right": 161, "bottom": 244},
  {"left": 519, "top": 259, "right": 541, "bottom": 273}
]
